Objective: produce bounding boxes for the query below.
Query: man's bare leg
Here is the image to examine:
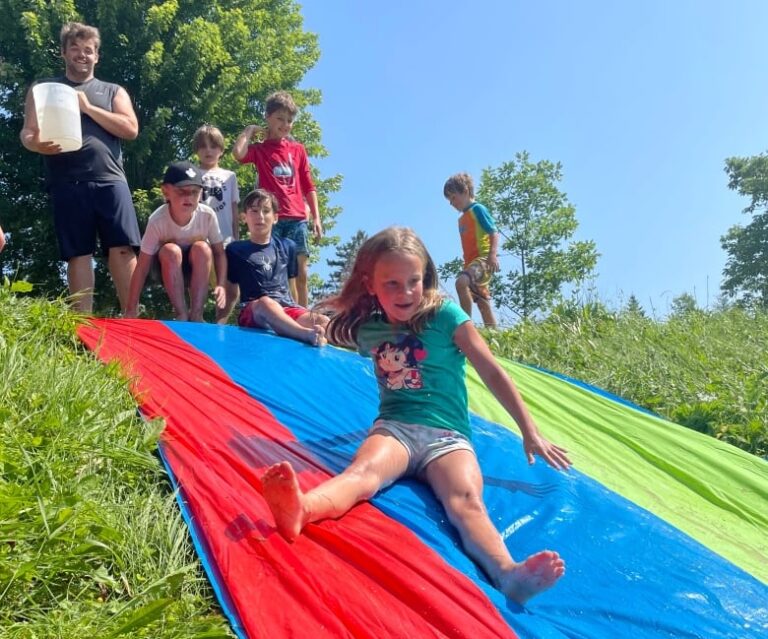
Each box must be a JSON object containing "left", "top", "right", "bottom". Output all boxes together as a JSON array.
[
  {"left": 426, "top": 450, "right": 564, "bottom": 604},
  {"left": 67, "top": 254, "right": 95, "bottom": 313},
  {"left": 261, "top": 434, "right": 409, "bottom": 541},
  {"left": 108, "top": 246, "right": 137, "bottom": 314},
  {"left": 187, "top": 242, "right": 212, "bottom": 322},
  {"left": 158, "top": 244, "right": 189, "bottom": 321}
]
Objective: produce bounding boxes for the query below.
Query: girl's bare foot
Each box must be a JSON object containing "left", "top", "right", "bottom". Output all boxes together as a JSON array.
[
  {"left": 261, "top": 462, "right": 309, "bottom": 541},
  {"left": 497, "top": 550, "right": 565, "bottom": 603}
]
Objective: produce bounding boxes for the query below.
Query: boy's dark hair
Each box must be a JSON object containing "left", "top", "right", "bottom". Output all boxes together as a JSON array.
[
  {"left": 242, "top": 189, "right": 280, "bottom": 213},
  {"left": 193, "top": 124, "right": 225, "bottom": 151},
  {"left": 265, "top": 91, "right": 298, "bottom": 117},
  {"left": 443, "top": 172, "right": 475, "bottom": 199},
  {"left": 60, "top": 22, "right": 101, "bottom": 52}
]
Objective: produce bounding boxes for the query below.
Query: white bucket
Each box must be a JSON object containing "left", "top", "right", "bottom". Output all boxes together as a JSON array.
[{"left": 32, "top": 82, "right": 82, "bottom": 152}]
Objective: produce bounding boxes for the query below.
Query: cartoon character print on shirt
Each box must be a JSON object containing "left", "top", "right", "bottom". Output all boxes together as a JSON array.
[
  {"left": 372, "top": 334, "right": 427, "bottom": 391},
  {"left": 202, "top": 174, "right": 227, "bottom": 214}
]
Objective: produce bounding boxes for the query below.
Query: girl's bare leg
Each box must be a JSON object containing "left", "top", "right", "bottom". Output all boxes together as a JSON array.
[
  {"left": 261, "top": 433, "right": 410, "bottom": 541},
  {"left": 425, "top": 450, "right": 564, "bottom": 603}
]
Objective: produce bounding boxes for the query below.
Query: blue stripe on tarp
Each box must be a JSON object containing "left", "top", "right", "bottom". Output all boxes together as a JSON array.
[{"left": 166, "top": 322, "right": 768, "bottom": 639}]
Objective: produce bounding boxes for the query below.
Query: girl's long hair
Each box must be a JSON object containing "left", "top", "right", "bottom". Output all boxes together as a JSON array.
[{"left": 321, "top": 227, "right": 444, "bottom": 348}]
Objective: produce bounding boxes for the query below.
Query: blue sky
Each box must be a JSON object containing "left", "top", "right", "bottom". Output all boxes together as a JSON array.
[{"left": 299, "top": 1, "right": 768, "bottom": 320}]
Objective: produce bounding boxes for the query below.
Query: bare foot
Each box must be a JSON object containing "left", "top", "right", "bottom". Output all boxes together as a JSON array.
[
  {"left": 261, "top": 462, "right": 309, "bottom": 541},
  {"left": 497, "top": 550, "right": 565, "bottom": 603},
  {"left": 305, "top": 324, "right": 326, "bottom": 347}
]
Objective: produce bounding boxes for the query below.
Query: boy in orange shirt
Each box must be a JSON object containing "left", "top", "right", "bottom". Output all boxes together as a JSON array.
[{"left": 444, "top": 173, "right": 499, "bottom": 328}]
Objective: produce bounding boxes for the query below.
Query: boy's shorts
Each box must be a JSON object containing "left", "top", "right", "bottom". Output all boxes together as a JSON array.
[
  {"left": 370, "top": 419, "right": 475, "bottom": 479},
  {"left": 273, "top": 219, "right": 309, "bottom": 255},
  {"left": 237, "top": 300, "right": 307, "bottom": 327},
  {"left": 462, "top": 258, "right": 492, "bottom": 301},
  {"left": 149, "top": 245, "right": 195, "bottom": 284},
  {"left": 50, "top": 180, "right": 141, "bottom": 260}
]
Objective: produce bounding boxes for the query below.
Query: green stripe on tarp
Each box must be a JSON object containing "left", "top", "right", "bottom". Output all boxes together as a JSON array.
[{"left": 467, "top": 358, "right": 768, "bottom": 584}]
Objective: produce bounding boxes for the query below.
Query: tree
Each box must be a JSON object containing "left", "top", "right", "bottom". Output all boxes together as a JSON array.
[
  {"left": 477, "top": 151, "right": 598, "bottom": 320},
  {"left": 670, "top": 292, "right": 699, "bottom": 317},
  {"left": 721, "top": 213, "right": 768, "bottom": 307},
  {"left": 624, "top": 294, "right": 646, "bottom": 318},
  {"left": 721, "top": 153, "right": 768, "bottom": 307},
  {"left": 0, "top": 0, "right": 340, "bottom": 315},
  {"left": 310, "top": 229, "right": 367, "bottom": 301}
]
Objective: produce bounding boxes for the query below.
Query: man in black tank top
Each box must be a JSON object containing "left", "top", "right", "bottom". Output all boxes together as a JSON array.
[{"left": 20, "top": 21, "right": 141, "bottom": 314}]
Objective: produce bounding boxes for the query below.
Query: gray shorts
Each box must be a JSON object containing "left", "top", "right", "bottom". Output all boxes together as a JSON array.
[{"left": 370, "top": 419, "right": 475, "bottom": 477}]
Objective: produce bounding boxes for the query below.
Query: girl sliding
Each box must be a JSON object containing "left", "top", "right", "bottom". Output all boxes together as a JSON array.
[{"left": 261, "top": 226, "right": 571, "bottom": 604}]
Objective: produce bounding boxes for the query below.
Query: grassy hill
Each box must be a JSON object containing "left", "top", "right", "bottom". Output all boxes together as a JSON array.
[
  {"left": 1, "top": 286, "right": 764, "bottom": 636},
  {"left": 484, "top": 303, "right": 768, "bottom": 457},
  {"left": 0, "top": 286, "right": 232, "bottom": 637}
]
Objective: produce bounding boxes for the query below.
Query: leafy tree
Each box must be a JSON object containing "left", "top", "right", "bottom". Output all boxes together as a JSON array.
[
  {"left": 721, "top": 153, "right": 768, "bottom": 307},
  {"left": 477, "top": 151, "right": 598, "bottom": 320},
  {"left": 0, "top": 0, "right": 340, "bottom": 316},
  {"left": 670, "top": 292, "right": 699, "bottom": 317}
]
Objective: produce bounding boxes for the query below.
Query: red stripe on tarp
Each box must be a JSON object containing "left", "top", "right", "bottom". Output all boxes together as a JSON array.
[{"left": 78, "top": 319, "right": 517, "bottom": 639}]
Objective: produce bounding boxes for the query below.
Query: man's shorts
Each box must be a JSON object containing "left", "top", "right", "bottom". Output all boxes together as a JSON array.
[
  {"left": 370, "top": 419, "right": 475, "bottom": 478},
  {"left": 273, "top": 219, "right": 309, "bottom": 255},
  {"left": 50, "top": 180, "right": 141, "bottom": 260},
  {"left": 462, "top": 258, "right": 492, "bottom": 301},
  {"left": 237, "top": 299, "right": 307, "bottom": 327}
]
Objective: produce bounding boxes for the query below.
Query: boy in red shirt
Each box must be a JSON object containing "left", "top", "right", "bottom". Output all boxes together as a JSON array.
[{"left": 232, "top": 91, "right": 322, "bottom": 307}]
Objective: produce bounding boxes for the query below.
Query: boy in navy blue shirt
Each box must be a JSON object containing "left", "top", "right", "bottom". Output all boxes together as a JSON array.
[{"left": 226, "top": 189, "right": 328, "bottom": 346}]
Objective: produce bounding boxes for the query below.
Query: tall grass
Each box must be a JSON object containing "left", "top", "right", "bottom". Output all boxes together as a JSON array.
[
  {"left": 486, "top": 304, "right": 768, "bottom": 457},
  {"left": 0, "top": 286, "right": 231, "bottom": 638}
]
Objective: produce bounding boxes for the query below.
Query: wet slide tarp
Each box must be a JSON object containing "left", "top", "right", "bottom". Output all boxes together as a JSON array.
[{"left": 78, "top": 319, "right": 768, "bottom": 639}]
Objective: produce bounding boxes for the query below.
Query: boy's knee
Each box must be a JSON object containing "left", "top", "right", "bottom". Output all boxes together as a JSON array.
[
  {"left": 189, "top": 241, "right": 212, "bottom": 260},
  {"left": 455, "top": 274, "right": 470, "bottom": 293},
  {"left": 158, "top": 243, "right": 183, "bottom": 261}
]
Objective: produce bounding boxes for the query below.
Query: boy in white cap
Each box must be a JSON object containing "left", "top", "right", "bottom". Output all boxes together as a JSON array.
[{"left": 124, "top": 161, "right": 226, "bottom": 321}]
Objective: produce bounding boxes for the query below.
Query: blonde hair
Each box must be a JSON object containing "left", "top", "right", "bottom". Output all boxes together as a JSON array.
[
  {"left": 323, "top": 227, "right": 444, "bottom": 347},
  {"left": 193, "top": 124, "right": 225, "bottom": 151}
]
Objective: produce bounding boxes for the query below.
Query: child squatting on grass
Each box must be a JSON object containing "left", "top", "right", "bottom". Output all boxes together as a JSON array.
[{"left": 261, "top": 226, "right": 571, "bottom": 604}]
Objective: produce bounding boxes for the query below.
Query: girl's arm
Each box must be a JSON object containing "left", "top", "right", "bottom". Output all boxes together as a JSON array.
[{"left": 454, "top": 321, "right": 571, "bottom": 470}]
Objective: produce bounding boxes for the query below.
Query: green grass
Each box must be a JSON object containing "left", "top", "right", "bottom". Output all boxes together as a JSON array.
[
  {"left": 485, "top": 304, "right": 768, "bottom": 457},
  {"left": 0, "top": 285, "right": 232, "bottom": 638},
  {"left": 2, "top": 285, "right": 765, "bottom": 637}
]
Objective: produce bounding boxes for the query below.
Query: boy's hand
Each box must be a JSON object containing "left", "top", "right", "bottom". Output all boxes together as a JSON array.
[
  {"left": 245, "top": 125, "right": 266, "bottom": 140},
  {"left": 487, "top": 253, "right": 500, "bottom": 272},
  {"left": 312, "top": 217, "right": 323, "bottom": 240},
  {"left": 212, "top": 285, "right": 226, "bottom": 309},
  {"left": 523, "top": 433, "right": 571, "bottom": 470}
]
